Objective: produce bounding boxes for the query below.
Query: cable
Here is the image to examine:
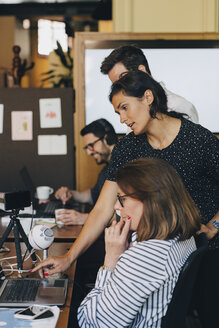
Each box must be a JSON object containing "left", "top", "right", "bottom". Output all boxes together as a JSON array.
[{"left": 0, "top": 251, "right": 42, "bottom": 277}]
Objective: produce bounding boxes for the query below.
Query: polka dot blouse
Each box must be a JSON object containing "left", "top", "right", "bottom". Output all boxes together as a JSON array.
[{"left": 107, "top": 118, "right": 219, "bottom": 249}]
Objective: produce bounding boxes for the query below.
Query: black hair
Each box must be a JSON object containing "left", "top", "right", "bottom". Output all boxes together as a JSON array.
[
  {"left": 109, "top": 70, "right": 186, "bottom": 119},
  {"left": 100, "top": 45, "right": 152, "bottom": 76},
  {"left": 109, "top": 70, "right": 168, "bottom": 118},
  {"left": 80, "top": 118, "right": 118, "bottom": 145}
]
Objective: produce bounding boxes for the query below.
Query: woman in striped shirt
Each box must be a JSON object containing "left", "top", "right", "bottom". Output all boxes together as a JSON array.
[{"left": 78, "top": 158, "right": 201, "bottom": 328}]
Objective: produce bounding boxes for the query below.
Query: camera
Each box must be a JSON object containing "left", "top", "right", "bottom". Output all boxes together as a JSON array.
[{"left": 4, "top": 191, "right": 31, "bottom": 211}]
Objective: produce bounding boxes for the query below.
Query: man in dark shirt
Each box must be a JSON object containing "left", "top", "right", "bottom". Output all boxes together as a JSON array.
[{"left": 55, "top": 118, "right": 117, "bottom": 225}]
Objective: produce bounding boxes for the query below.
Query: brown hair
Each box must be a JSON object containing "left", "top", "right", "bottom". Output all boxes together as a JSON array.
[{"left": 115, "top": 158, "right": 201, "bottom": 242}]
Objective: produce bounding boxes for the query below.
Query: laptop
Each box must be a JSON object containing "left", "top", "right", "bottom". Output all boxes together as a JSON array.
[
  {"left": 19, "top": 166, "right": 83, "bottom": 218},
  {"left": 0, "top": 277, "right": 68, "bottom": 307}
]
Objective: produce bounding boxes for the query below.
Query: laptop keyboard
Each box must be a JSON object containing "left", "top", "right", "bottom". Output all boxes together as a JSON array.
[
  {"left": 37, "top": 200, "right": 84, "bottom": 216},
  {"left": 44, "top": 201, "right": 60, "bottom": 214},
  {"left": 4, "top": 279, "right": 40, "bottom": 302},
  {"left": 19, "top": 199, "right": 85, "bottom": 218}
]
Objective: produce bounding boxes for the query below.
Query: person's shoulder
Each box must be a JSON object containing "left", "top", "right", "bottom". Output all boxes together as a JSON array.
[
  {"left": 118, "top": 132, "right": 145, "bottom": 145},
  {"left": 97, "top": 164, "right": 109, "bottom": 181},
  {"left": 100, "top": 163, "right": 109, "bottom": 174},
  {"left": 182, "top": 118, "right": 218, "bottom": 140},
  {"left": 119, "top": 131, "right": 139, "bottom": 142},
  {"left": 116, "top": 240, "right": 170, "bottom": 277},
  {"left": 162, "top": 83, "right": 194, "bottom": 108},
  {"left": 113, "top": 132, "right": 141, "bottom": 151},
  {"left": 161, "top": 82, "right": 199, "bottom": 123},
  {"left": 141, "top": 238, "right": 172, "bottom": 252},
  {"left": 128, "top": 239, "right": 172, "bottom": 262}
]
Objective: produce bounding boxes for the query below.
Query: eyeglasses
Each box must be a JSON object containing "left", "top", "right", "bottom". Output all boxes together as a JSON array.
[
  {"left": 117, "top": 193, "right": 136, "bottom": 207},
  {"left": 83, "top": 136, "right": 104, "bottom": 151}
]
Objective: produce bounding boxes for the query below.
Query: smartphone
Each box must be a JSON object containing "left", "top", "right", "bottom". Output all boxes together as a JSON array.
[{"left": 14, "top": 305, "right": 54, "bottom": 320}]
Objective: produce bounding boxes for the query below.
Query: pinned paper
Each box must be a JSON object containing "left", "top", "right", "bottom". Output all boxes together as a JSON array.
[
  {"left": 0, "top": 104, "right": 3, "bottom": 134},
  {"left": 11, "top": 111, "right": 33, "bottom": 140},
  {"left": 38, "top": 135, "right": 67, "bottom": 155},
  {"left": 39, "top": 98, "right": 62, "bottom": 128}
]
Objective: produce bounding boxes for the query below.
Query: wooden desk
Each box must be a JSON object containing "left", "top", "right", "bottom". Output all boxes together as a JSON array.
[
  {"left": 0, "top": 218, "right": 83, "bottom": 242},
  {"left": 0, "top": 216, "right": 84, "bottom": 326},
  {"left": 52, "top": 225, "right": 83, "bottom": 242},
  {"left": 0, "top": 242, "right": 77, "bottom": 328}
]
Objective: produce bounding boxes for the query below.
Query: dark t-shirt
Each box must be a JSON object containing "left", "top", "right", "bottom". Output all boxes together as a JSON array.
[
  {"left": 91, "top": 164, "right": 109, "bottom": 205},
  {"left": 107, "top": 118, "right": 219, "bottom": 249}
]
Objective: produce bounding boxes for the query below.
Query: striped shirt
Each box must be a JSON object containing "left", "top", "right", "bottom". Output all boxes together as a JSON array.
[{"left": 77, "top": 235, "right": 196, "bottom": 328}]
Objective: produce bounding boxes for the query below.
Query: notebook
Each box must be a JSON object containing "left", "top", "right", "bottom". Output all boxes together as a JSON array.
[
  {"left": 19, "top": 166, "right": 83, "bottom": 218},
  {"left": 0, "top": 277, "right": 68, "bottom": 307}
]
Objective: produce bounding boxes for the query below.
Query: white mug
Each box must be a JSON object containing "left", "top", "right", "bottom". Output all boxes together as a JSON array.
[
  {"left": 55, "top": 209, "right": 64, "bottom": 227},
  {"left": 36, "top": 186, "right": 54, "bottom": 200}
]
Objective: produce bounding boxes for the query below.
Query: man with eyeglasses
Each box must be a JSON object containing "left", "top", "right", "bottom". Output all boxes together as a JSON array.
[{"left": 54, "top": 118, "right": 118, "bottom": 225}]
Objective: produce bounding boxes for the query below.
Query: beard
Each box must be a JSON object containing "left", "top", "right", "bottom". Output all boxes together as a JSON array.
[
  {"left": 96, "top": 158, "right": 108, "bottom": 165},
  {"left": 93, "top": 149, "right": 111, "bottom": 165}
]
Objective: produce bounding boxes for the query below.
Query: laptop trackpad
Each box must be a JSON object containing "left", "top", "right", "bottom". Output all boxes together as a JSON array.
[{"left": 36, "top": 287, "right": 65, "bottom": 304}]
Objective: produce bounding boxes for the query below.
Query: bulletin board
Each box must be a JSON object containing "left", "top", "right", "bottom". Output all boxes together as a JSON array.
[{"left": 0, "top": 88, "right": 75, "bottom": 192}]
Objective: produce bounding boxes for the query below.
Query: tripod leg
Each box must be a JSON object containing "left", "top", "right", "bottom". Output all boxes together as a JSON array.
[
  {"left": 0, "top": 220, "right": 14, "bottom": 249},
  {"left": 0, "top": 264, "right": 5, "bottom": 280},
  {"left": 13, "top": 221, "right": 23, "bottom": 271},
  {"left": 17, "top": 220, "right": 37, "bottom": 264},
  {"left": 0, "top": 220, "right": 14, "bottom": 279}
]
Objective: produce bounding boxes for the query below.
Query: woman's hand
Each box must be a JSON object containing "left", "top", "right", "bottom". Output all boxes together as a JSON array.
[
  {"left": 31, "top": 254, "right": 72, "bottom": 278},
  {"left": 56, "top": 209, "right": 88, "bottom": 225},
  {"left": 104, "top": 219, "right": 131, "bottom": 269},
  {"left": 197, "top": 223, "right": 218, "bottom": 240}
]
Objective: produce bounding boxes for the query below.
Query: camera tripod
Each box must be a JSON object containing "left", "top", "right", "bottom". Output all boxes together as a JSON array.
[{"left": 0, "top": 208, "right": 37, "bottom": 276}]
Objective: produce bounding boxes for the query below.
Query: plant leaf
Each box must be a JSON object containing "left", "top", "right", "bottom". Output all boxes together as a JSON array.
[
  {"left": 41, "top": 75, "right": 56, "bottom": 82},
  {"left": 41, "top": 70, "right": 55, "bottom": 75}
]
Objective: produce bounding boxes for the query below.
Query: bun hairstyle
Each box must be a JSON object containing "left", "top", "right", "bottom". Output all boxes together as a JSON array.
[{"left": 80, "top": 118, "right": 118, "bottom": 146}]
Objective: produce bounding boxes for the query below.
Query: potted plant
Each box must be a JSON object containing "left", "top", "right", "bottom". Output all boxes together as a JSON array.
[{"left": 41, "top": 41, "right": 73, "bottom": 88}]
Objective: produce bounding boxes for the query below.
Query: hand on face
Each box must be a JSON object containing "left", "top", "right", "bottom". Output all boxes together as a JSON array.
[
  {"left": 56, "top": 209, "right": 87, "bottom": 225},
  {"left": 104, "top": 219, "right": 131, "bottom": 269},
  {"left": 55, "top": 187, "right": 72, "bottom": 204}
]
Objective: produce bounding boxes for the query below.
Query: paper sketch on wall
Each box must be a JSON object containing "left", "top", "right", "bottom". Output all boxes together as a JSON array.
[
  {"left": 11, "top": 111, "right": 33, "bottom": 140},
  {"left": 0, "top": 104, "right": 4, "bottom": 134},
  {"left": 38, "top": 135, "right": 67, "bottom": 155},
  {"left": 39, "top": 98, "right": 62, "bottom": 128}
]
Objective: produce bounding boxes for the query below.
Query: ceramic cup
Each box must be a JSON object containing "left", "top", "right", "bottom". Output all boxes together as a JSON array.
[
  {"left": 36, "top": 186, "right": 54, "bottom": 200},
  {"left": 55, "top": 208, "right": 64, "bottom": 227}
]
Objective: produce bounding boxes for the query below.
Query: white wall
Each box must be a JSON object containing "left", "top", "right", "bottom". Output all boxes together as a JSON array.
[{"left": 85, "top": 46, "right": 219, "bottom": 133}]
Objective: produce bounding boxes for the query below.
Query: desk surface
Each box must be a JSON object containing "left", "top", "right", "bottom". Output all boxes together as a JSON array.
[
  {"left": 0, "top": 242, "right": 77, "bottom": 328},
  {"left": 0, "top": 218, "right": 83, "bottom": 242}
]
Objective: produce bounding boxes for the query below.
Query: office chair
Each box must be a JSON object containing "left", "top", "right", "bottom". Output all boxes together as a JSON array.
[{"left": 161, "top": 233, "right": 208, "bottom": 328}]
